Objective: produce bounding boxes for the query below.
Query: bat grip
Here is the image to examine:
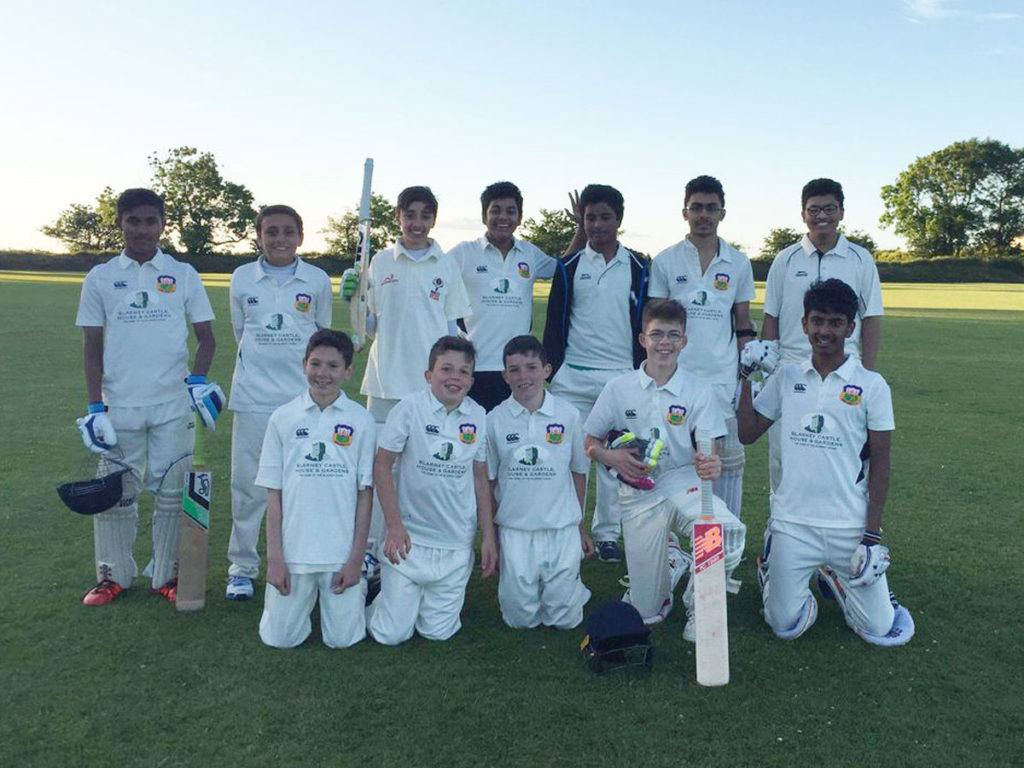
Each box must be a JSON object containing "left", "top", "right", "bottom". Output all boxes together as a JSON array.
[{"left": 696, "top": 428, "right": 714, "bottom": 520}]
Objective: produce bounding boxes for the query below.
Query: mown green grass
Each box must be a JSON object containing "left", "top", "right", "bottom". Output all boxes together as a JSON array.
[{"left": 1, "top": 280, "right": 1022, "bottom": 768}]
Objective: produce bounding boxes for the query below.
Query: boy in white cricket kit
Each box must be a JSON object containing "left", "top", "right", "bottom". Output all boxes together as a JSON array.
[
  {"left": 225, "top": 205, "right": 333, "bottom": 601},
  {"left": 543, "top": 184, "right": 650, "bottom": 564},
  {"left": 648, "top": 175, "right": 756, "bottom": 519},
  {"left": 584, "top": 300, "right": 746, "bottom": 633},
  {"left": 369, "top": 337, "right": 497, "bottom": 645},
  {"left": 449, "top": 181, "right": 560, "bottom": 411},
  {"left": 737, "top": 279, "right": 914, "bottom": 646},
  {"left": 74, "top": 188, "right": 221, "bottom": 606},
  {"left": 486, "top": 335, "right": 593, "bottom": 629},
  {"left": 256, "top": 329, "right": 375, "bottom": 648}
]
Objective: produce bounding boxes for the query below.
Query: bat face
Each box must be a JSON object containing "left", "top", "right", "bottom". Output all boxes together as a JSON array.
[
  {"left": 177, "top": 466, "right": 211, "bottom": 612},
  {"left": 694, "top": 430, "right": 729, "bottom": 686}
]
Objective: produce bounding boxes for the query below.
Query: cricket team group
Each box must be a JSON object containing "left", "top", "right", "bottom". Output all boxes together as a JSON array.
[{"left": 71, "top": 174, "right": 914, "bottom": 651}]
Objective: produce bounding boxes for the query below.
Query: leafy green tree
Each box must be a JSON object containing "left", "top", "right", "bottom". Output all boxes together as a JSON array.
[
  {"left": 149, "top": 147, "right": 257, "bottom": 255},
  {"left": 841, "top": 228, "right": 878, "bottom": 253},
  {"left": 759, "top": 227, "right": 801, "bottom": 260},
  {"left": 41, "top": 187, "right": 121, "bottom": 252},
  {"left": 520, "top": 208, "right": 577, "bottom": 257},
  {"left": 321, "top": 193, "right": 401, "bottom": 256},
  {"left": 880, "top": 138, "right": 1024, "bottom": 256}
]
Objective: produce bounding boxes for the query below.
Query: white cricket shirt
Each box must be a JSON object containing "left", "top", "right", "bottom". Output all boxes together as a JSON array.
[
  {"left": 450, "top": 236, "right": 557, "bottom": 371},
  {"left": 563, "top": 244, "right": 634, "bottom": 370},
  {"left": 255, "top": 391, "right": 376, "bottom": 572},
  {"left": 763, "top": 234, "right": 883, "bottom": 363},
  {"left": 649, "top": 238, "right": 755, "bottom": 385},
  {"left": 75, "top": 250, "right": 215, "bottom": 407},
  {"left": 361, "top": 241, "right": 472, "bottom": 399},
  {"left": 378, "top": 389, "right": 487, "bottom": 549},
  {"left": 754, "top": 357, "right": 894, "bottom": 528},
  {"left": 486, "top": 391, "right": 589, "bottom": 530},
  {"left": 228, "top": 258, "right": 333, "bottom": 413}
]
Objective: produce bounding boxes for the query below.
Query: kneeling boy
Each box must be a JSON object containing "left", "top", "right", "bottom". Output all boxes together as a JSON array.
[
  {"left": 369, "top": 337, "right": 497, "bottom": 644},
  {"left": 256, "top": 330, "right": 375, "bottom": 648},
  {"left": 486, "top": 335, "right": 593, "bottom": 629}
]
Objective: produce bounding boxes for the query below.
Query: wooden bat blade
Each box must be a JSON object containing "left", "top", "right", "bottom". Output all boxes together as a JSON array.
[
  {"left": 177, "top": 466, "right": 211, "bottom": 612},
  {"left": 694, "top": 521, "right": 730, "bottom": 686},
  {"left": 350, "top": 158, "right": 374, "bottom": 350}
]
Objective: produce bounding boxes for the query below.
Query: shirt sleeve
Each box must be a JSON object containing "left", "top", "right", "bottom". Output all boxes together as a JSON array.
[
  {"left": 866, "top": 375, "right": 895, "bottom": 431},
  {"left": 485, "top": 418, "right": 500, "bottom": 481},
  {"left": 860, "top": 256, "right": 884, "bottom": 318},
  {"left": 377, "top": 397, "right": 411, "bottom": 453},
  {"left": 753, "top": 367, "right": 784, "bottom": 422},
  {"left": 444, "top": 260, "right": 473, "bottom": 321},
  {"left": 648, "top": 253, "right": 670, "bottom": 299},
  {"left": 366, "top": 249, "right": 384, "bottom": 315},
  {"left": 693, "top": 383, "right": 727, "bottom": 440},
  {"left": 255, "top": 411, "right": 284, "bottom": 489},
  {"left": 356, "top": 413, "right": 377, "bottom": 489},
  {"left": 532, "top": 245, "right": 557, "bottom": 280},
  {"left": 762, "top": 253, "right": 785, "bottom": 318},
  {"left": 473, "top": 411, "right": 487, "bottom": 462},
  {"left": 75, "top": 268, "right": 106, "bottom": 327},
  {"left": 583, "top": 381, "right": 617, "bottom": 439},
  {"left": 568, "top": 408, "right": 590, "bottom": 474},
  {"left": 229, "top": 269, "right": 245, "bottom": 344},
  {"left": 185, "top": 267, "right": 216, "bottom": 323},
  {"left": 735, "top": 254, "right": 756, "bottom": 304},
  {"left": 315, "top": 270, "right": 333, "bottom": 328}
]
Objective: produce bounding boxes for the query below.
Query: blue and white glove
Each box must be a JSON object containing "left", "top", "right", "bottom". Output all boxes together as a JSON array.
[
  {"left": 849, "top": 534, "right": 891, "bottom": 588},
  {"left": 186, "top": 375, "right": 225, "bottom": 430},
  {"left": 739, "top": 340, "right": 780, "bottom": 380},
  {"left": 77, "top": 403, "right": 118, "bottom": 453},
  {"left": 340, "top": 266, "right": 360, "bottom": 300}
]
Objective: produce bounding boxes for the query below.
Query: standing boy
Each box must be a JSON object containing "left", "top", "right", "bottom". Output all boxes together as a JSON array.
[
  {"left": 256, "top": 330, "right": 375, "bottom": 648},
  {"left": 543, "top": 184, "right": 650, "bottom": 563},
  {"left": 648, "top": 175, "right": 755, "bottom": 518},
  {"left": 449, "top": 182, "right": 559, "bottom": 411},
  {"left": 225, "top": 205, "right": 332, "bottom": 600},
  {"left": 486, "top": 335, "right": 593, "bottom": 630},
  {"left": 368, "top": 337, "right": 497, "bottom": 645},
  {"left": 74, "top": 188, "right": 219, "bottom": 605},
  {"left": 584, "top": 300, "right": 746, "bottom": 632},
  {"left": 737, "top": 280, "right": 913, "bottom": 646}
]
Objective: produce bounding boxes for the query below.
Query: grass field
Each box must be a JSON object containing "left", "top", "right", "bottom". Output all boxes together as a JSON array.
[{"left": 1, "top": 278, "right": 1022, "bottom": 768}]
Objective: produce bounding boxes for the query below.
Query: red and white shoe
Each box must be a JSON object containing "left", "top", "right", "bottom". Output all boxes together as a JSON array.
[
  {"left": 82, "top": 580, "right": 126, "bottom": 606},
  {"left": 153, "top": 579, "right": 177, "bottom": 603}
]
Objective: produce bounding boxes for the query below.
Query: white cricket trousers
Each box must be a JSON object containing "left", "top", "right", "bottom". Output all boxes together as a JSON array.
[
  {"left": 498, "top": 526, "right": 591, "bottom": 630},
  {"left": 369, "top": 544, "right": 474, "bottom": 645},
  {"left": 259, "top": 571, "right": 367, "bottom": 649},
  {"left": 228, "top": 410, "right": 272, "bottom": 578}
]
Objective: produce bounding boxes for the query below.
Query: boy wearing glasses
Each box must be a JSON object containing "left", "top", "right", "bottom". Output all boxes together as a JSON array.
[{"left": 648, "top": 175, "right": 755, "bottom": 519}]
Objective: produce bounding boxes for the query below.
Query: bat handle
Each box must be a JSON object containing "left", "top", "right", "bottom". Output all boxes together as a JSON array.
[
  {"left": 193, "top": 419, "right": 207, "bottom": 467},
  {"left": 696, "top": 428, "right": 714, "bottom": 520}
]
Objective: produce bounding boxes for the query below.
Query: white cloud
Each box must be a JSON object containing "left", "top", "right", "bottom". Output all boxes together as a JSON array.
[{"left": 902, "top": 0, "right": 1019, "bottom": 21}]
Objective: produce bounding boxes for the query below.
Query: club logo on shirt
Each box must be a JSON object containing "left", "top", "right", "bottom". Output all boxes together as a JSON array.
[
  {"left": 579, "top": 273, "right": 592, "bottom": 280},
  {"left": 690, "top": 290, "right": 709, "bottom": 306},
  {"left": 305, "top": 442, "right": 326, "bottom": 462},
  {"left": 793, "top": 383, "right": 807, "bottom": 393},
  {"left": 624, "top": 409, "right": 637, "bottom": 419},
  {"left": 546, "top": 423, "right": 565, "bottom": 444},
  {"left": 333, "top": 424, "right": 354, "bottom": 446},
  {"left": 130, "top": 291, "right": 149, "bottom": 309},
  {"left": 459, "top": 423, "right": 477, "bottom": 444},
  {"left": 795, "top": 270, "right": 808, "bottom": 277},
  {"left": 382, "top": 274, "right": 398, "bottom": 286},
  {"left": 425, "top": 424, "right": 440, "bottom": 435},
  {"left": 266, "top": 313, "right": 284, "bottom": 330},
  {"left": 493, "top": 278, "right": 510, "bottom": 294},
  {"left": 803, "top": 414, "right": 826, "bottom": 434},
  {"left": 517, "top": 262, "right": 531, "bottom": 279},
  {"left": 247, "top": 296, "right": 259, "bottom": 305},
  {"left": 295, "top": 428, "right": 309, "bottom": 438},
  {"left": 505, "top": 432, "right": 520, "bottom": 443},
  {"left": 156, "top": 275, "right": 177, "bottom": 293},
  {"left": 430, "top": 277, "right": 445, "bottom": 300},
  {"left": 433, "top": 441, "right": 454, "bottom": 461},
  {"left": 840, "top": 385, "right": 863, "bottom": 406},
  {"left": 518, "top": 446, "right": 540, "bottom": 466},
  {"left": 113, "top": 280, "right": 128, "bottom": 289},
  {"left": 713, "top": 273, "right": 730, "bottom": 291},
  {"left": 666, "top": 404, "right": 687, "bottom": 426},
  {"left": 476, "top": 265, "right": 489, "bottom": 273},
  {"left": 675, "top": 275, "right": 688, "bottom": 284},
  {"left": 294, "top": 293, "right": 311, "bottom": 312}
]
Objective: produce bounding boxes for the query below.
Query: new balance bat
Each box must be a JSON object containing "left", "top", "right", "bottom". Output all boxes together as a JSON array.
[
  {"left": 177, "top": 425, "right": 211, "bottom": 612},
  {"left": 349, "top": 157, "right": 374, "bottom": 351},
  {"left": 694, "top": 428, "right": 729, "bottom": 686}
]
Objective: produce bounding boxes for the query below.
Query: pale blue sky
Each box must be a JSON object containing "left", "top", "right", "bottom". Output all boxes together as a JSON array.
[{"left": 2, "top": 0, "right": 1022, "bottom": 257}]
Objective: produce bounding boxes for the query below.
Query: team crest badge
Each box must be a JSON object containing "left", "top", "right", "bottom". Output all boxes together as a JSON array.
[
  {"left": 294, "top": 293, "right": 311, "bottom": 312},
  {"left": 713, "top": 272, "right": 730, "bottom": 291},
  {"left": 333, "top": 424, "right": 353, "bottom": 447},
  {"left": 304, "top": 442, "right": 326, "bottom": 462},
  {"left": 666, "top": 405, "right": 686, "bottom": 426},
  {"left": 545, "top": 423, "right": 565, "bottom": 444},
  {"left": 430, "top": 277, "right": 444, "bottom": 301},
  {"left": 459, "top": 423, "right": 477, "bottom": 444},
  {"left": 156, "top": 275, "right": 177, "bottom": 293},
  {"left": 517, "top": 262, "right": 531, "bottom": 279},
  {"left": 840, "top": 385, "right": 863, "bottom": 406}
]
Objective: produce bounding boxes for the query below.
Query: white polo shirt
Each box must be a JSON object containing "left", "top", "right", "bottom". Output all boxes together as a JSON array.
[
  {"left": 763, "top": 234, "right": 883, "bottom": 363},
  {"left": 361, "top": 241, "right": 472, "bottom": 399},
  {"left": 585, "top": 363, "right": 725, "bottom": 498},
  {"left": 449, "top": 236, "right": 557, "bottom": 371},
  {"left": 486, "top": 391, "right": 589, "bottom": 530},
  {"left": 228, "top": 258, "right": 333, "bottom": 413},
  {"left": 649, "top": 238, "right": 755, "bottom": 385},
  {"left": 754, "top": 357, "right": 894, "bottom": 528},
  {"left": 75, "top": 249, "right": 215, "bottom": 407},
  {"left": 255, "top": 391, "right": 376, "bottom": 572},
  {"left": 378, "top": 389, "right": 487, "bottom": 549},
  {"left": 564, "top": 244, "right": 634, "bottom": 370}
]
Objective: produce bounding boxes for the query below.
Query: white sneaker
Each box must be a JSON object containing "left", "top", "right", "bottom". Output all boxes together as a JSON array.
[
  {"left": 225, "top": 574, "right": 254, "bottom": 601},
  {"left": 622, "top": 588, "right": 673, "bottom": 625},
  {"left": 683, "top": 610, "right": 696, "bottom": 643},
  {"left": 667, "top": 533, "right": 691, "bottom": 592}
]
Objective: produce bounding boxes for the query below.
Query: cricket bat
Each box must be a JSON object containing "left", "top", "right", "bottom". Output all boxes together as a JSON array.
[
  {"left": 693, "top": 428, "right": 729, "bottom": 686},
  {"left": 349, "top": 158, "right": 374, "bottom": 351},
  {"left": 177, "top": 425, "right": 211, "bottom": 612}
]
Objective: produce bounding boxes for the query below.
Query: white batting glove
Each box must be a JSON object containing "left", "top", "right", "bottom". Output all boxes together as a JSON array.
[
  {"left": 77, "top": 404, "right": 118, "bottom": 453},
  {"left": 849, "top": 542, "right": 891, "bottom": 588},
  {"left": 739, "top": 340, "right": 780, "bottom": 379},
  {"left": 340, "top": 266, "right": 360, "bottom": 300},
  {"left": 186, "top": 375, "right": 226, "bottom": 430}
]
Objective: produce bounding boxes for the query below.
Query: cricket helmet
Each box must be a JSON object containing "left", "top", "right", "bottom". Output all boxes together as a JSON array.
[
  {"left": 57, "top": 457, "right": 134, "bottom": 516},
  {"left": 581, "top": 600, "right": 653, "bottom": 675}
]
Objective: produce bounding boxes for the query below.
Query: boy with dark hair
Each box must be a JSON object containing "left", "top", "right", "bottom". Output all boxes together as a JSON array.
[
  {"left": 486, "top": 335, "right": 593, "bottom": 629},
  {"left": 368, "top": 336, "right": 497, "bottom": 644},
  {"left": 737, "top": 279, "right": 913, "bottom": 646},
  {"left": 74, "top": 187, "right": 219, "bottom": 606},
  {"left": 450, "top": 181, "right": 559, "bottom": 410},
  {"left": 256, "top": 329, "right": 375, "bottom": 648},
  {"left": 544, "top": 183, "right": 650, "bottom": 563},
  {"left": 225, "top": 203, "right": 333, "bottom": 600}
]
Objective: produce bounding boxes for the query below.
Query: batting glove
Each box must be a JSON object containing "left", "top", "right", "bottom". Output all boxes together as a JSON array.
[
  {"left": 340, "top": 266, "right": 360, "bottom": 300},
  {"left": 739, "top": 340, "right": 780, "bottom": 380},
  {"left": 849, "top": 540, "right": 891, "bottom": 588},
  {"left": 77, "top": 403, "right": 118, "bottom": 453},
  {"left": 186, "top": 375, "right": 226, "bottom": 430},
  {"left": 606, "top": 430, "right": 660, "bottom": 491}
]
